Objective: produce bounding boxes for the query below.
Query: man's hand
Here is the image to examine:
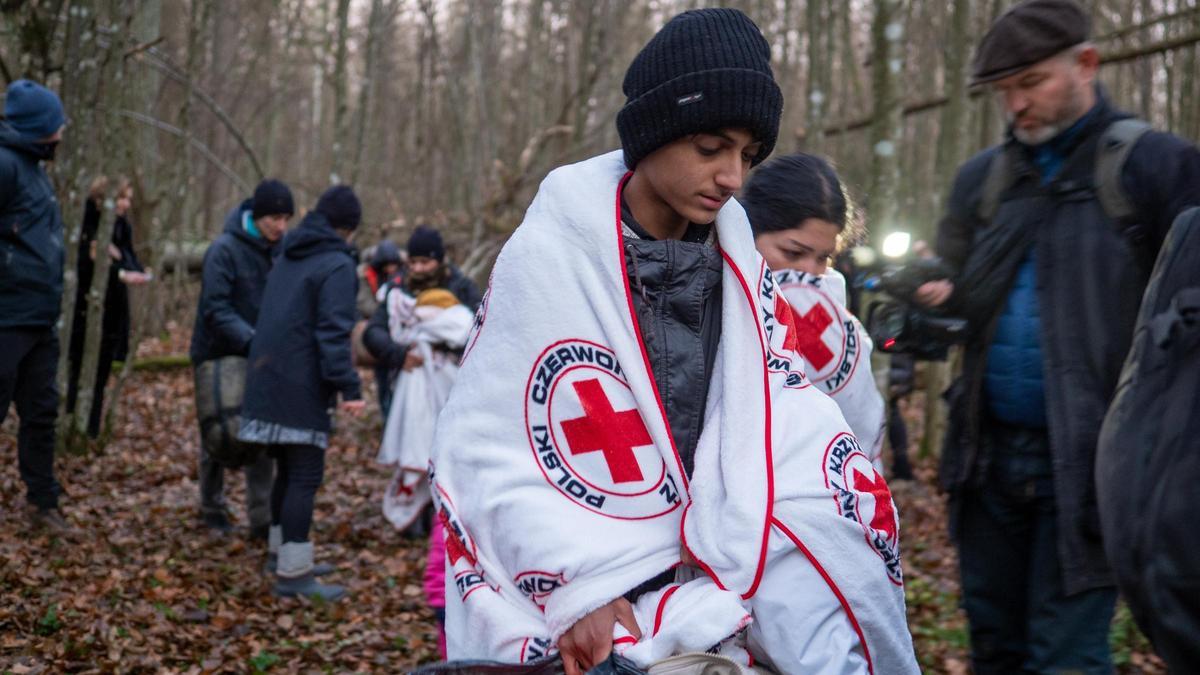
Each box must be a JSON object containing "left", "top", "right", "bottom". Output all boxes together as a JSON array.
[
  {"left": 558, "top": 597, "right": 641, "bottom": 675},
  {"left": 339, "top": 399, "right": 366, "bottom": 417},
  {"left": 402, "top": 350, "right": 424, "bottom": 372},
  {"left": 914, "top": 279, "right": 954, "bottom": 307}
]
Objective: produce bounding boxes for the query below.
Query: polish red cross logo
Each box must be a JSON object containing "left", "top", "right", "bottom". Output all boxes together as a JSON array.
[
  {"left": 852, "top": 468, "right": 897, "bottom": 541},
  {"left": 775, "top": 294, "right": 835, "bottom": 370},
  {"left": 561, "top": 378, "right": 651, "bottom": 484}
]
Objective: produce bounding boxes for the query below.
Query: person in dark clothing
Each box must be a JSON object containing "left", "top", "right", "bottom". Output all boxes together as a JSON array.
[
  {"left": 67, "top": 178, "right": 151, "bottom": 438},
  {"left": 357, "top": 239, "right": 404, "bottom": 416},
  {"left": 190, "top": 178, "right": 294, "bottom": 537},
  {"left": 0, "top": 79, "right": 70, "bottom": 533},
  {"left": 915, "top": 2, "right": 1200, "bottom": 672},
  {"left": 238, "top": 185, "right": 366, "bottom": 601},
  {"left": 362, "top": 225, "right": 481, "bottom": 406},
  {"left": 885, "top": 353, "right": 915, "bottom": 481}
]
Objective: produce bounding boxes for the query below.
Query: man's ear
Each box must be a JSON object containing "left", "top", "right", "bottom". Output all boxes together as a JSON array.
[{"left": 1076, "top": 45, "right": 1100, "bottom": 80}]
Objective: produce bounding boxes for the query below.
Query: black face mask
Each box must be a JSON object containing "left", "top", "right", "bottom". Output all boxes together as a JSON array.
[{"left": 32, "top": 141, "right": 59, "bottom": 161}]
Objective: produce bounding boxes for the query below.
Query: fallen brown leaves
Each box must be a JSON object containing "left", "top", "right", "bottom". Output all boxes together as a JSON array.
[{"left": 1, "top": 331, "right": 439, "bottom": 673}]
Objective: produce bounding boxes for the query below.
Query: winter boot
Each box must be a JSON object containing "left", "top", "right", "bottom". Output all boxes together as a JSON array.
[
  {"left": 27, "top": 504, "right": 75, "bottom": 536},
  {"left": 202, "top": 510, "right": 233, "bottom": 535},
  {"left": 265, "top": 526, "right": 335, "bottom": 576},
  {"left": 273, "top": 542, "right": 346, "bottom": 601}
]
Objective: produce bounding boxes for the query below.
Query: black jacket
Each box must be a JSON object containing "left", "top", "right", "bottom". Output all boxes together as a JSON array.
[
  {"left": 0, "top": 121, "right": 64, "bottom": 329},
  {"left": 363, "top": 264, "right": 482, "bottom": 369},
  {"left": 71, "top": 199, "right": 144, "bottom": 363},
  {"left": 936, "top": 95, "right": 1200, "bottom": 593},
  {"left": 189, "top": 201, "right": 275, "bottom": 364},
  {"left": 240, "top": 212, "right": 362, "bottom": 439}
]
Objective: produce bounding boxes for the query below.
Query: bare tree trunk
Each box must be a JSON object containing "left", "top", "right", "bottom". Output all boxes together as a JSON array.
[
  {"left": 350, "top": 0, "right": 386, "bottom": 186},
  {"left": 868, "top": 0, "right": 905, "bottom": 231},
  {"left": 329, "top": 0, "right": 352, "bottom": 183},
  {"left": 805, "top": 0, "right": 828, "bottom": 153}
]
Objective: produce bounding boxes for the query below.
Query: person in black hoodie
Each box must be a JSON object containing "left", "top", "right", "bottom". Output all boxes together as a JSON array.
[
  {"left": 239, "top": 185, "right": 365, "bottom": 601},
  {"left": 190, "top": 178, "right": 294, "bottom": 537},
  {"left": 67, "top": 178, "right": 151, "bottom": 439},
  {"left": 0, "top": 79, "right": 70, "bottom": 533}
]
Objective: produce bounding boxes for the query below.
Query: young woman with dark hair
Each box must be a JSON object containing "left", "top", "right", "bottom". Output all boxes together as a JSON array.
[{"left": 744, "top": 153, "right": 887, "bottom": 470}]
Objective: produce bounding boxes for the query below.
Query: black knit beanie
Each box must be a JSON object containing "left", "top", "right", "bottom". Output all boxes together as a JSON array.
[
  {"left": 617, "top": 8, "right": 783, "bottom": 169},
  {"left": 407, "top": 225, "right": 444, "bottom": 262},
  {"left": 314, "top": 185, "right": 362, "bottom": 231},
  {"left": 251, "top": 178, "right": 295, "bottom": 219}
]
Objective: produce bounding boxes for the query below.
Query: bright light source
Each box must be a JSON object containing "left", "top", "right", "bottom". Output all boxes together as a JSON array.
[{"left": 881, "top": 231, "right": 911, "bottom": 259}]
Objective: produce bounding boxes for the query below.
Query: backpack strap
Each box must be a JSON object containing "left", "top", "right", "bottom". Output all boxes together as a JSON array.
[
  {"left": 977, "top": 144, "right": 1017, "bottom": 223},
  {"left": 1095, "top": 118, "right": 1152, "bottom": 225}
]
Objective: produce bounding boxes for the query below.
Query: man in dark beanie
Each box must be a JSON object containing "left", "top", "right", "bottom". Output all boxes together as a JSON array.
[
  {"left": 913, "top": 1, "right": 1200, "bottom": 672},
  {"left": 238, "top": 185, "right": 365, "bottom": 601},
  {"left": 0, "top": 79, "right": 71, "bottom": 532},
  {"left": 363, "top": 224, "right": 480, "bottom": 414},
  {"left": 190, "top": 178, "right": 295, "bottom": 539},
  {"left": 428, "top": 9, "right": 917, "bottom": 673}
]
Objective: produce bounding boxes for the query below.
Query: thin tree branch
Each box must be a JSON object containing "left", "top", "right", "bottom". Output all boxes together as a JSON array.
[
  {"left": 110, "top": 109, "right": 251, "bottom": 193},
  {"left": 820, "top": 31, "right": 1200, "bottom": 139}
]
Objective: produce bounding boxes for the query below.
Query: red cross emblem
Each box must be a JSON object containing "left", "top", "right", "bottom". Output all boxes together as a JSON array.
[
  {"left": 560, "top": 378, "right": 651, "bottom": 484},
  {"left": 440, "top": 512, "right": 477, "bottom": 567},
  {"left": 775, "top": 294, "right": 835, "bottom": 369},
  {"left": 852, "top": 468, "right": 897, "bottom": 541}
]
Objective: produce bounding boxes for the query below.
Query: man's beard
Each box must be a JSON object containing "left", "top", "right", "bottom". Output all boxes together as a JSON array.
[
  {"left": 407, "top": 265, "right": 447, "bottom": 293},
  {"left": 1012, "top": 121, "right": 1067, "bottom": 146}
]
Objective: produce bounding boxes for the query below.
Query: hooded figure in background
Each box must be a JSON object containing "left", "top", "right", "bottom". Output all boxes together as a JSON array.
[{"left": 239, "top": 185, "right": 366, "bottom": 601}]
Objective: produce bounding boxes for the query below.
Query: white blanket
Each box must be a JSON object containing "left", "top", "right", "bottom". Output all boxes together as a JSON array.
[
  {"left": 772, "top": 268, "right": 886, "bottom": 468},
  {"left": 431, "top": 151, "right": 917, "bottom": 673},
  {"left": 379, "top": 294, "right": 474, "bottom": 530}
]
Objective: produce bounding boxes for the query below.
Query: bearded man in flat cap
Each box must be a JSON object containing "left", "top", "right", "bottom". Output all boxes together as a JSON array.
[{"left": 913, "top": 1, "right": 1200, "bottom": 672}]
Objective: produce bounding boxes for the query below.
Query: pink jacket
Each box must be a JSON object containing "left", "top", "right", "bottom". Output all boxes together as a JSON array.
[{"left": 424, "top": 517, "right": 447, "bottom": 609}]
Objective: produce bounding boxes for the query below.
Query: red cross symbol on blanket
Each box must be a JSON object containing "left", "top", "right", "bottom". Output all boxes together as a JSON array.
[
  {"left": 560, "top": 378, "right": 651, "bottom": 484},
  {"left": 775, "top": 294, "right": 835, "bottom": 369},
  {"left": 852, "top": 468, "right": 897, "bottom": 541}
]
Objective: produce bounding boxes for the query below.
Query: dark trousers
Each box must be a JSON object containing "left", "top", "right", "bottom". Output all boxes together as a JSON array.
[
  {"left": 955, "top": 423, "right": 1116, "bottom": 675},
  {"left": 375, "top": 364, "right": 393, "bottom": 418},
  {"left": 0, "top": 327, "right": 62, "bottom": 509},
  {"left": 269, "top": 443, "right": 325, "bottom": 543},
  {"left": 197, "top": 431, "right": 274, "bottom": 528},
  {"left": 887, "top": 395, "right": 913, "bottom": 479}
]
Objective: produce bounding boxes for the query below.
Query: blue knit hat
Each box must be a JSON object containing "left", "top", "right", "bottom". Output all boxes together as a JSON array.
[{"left": 3, "top": 80, "right": 65, "bottom": 140}]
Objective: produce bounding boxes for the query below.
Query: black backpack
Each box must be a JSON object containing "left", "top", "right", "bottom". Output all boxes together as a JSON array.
[{"left": 1095, "top": 206, "right": 1200, "bottom": 670}]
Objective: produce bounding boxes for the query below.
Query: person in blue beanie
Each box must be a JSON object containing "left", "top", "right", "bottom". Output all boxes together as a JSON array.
[
  {"left": 239, "top": 185, "right": 366, "bottom": 601},
  {"left": 0, "top": 79, "right": 71, "bottom": 533}
]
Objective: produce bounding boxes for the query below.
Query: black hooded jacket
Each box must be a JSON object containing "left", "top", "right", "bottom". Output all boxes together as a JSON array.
[
  {"left": 0, "top": 121, "right": 64, "bottom": 328},
  {"left": 240, "top": 212, "right": 362, "bottom": 439},
  {"left": 189, "top": 200, "right": 275, "bottom": 363},
  {"left": 936, "top": 94, "right": 1200, "bottom": 594}
]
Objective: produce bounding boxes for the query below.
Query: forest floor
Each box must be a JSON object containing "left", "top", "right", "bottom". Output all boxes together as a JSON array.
[{"left": 0, "top": 327, "right": 1166, "bottom": 674}]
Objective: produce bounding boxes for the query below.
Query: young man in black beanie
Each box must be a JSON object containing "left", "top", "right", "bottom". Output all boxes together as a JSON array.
[
  {"left": 238, "top": 185, "right": 366, "bottom": 601},
  {"left": 191, "top": 178, "right": 295, "bottom": 538},
  {"left": 429, "top": 8, "right": 917, "bottom": 673}
]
